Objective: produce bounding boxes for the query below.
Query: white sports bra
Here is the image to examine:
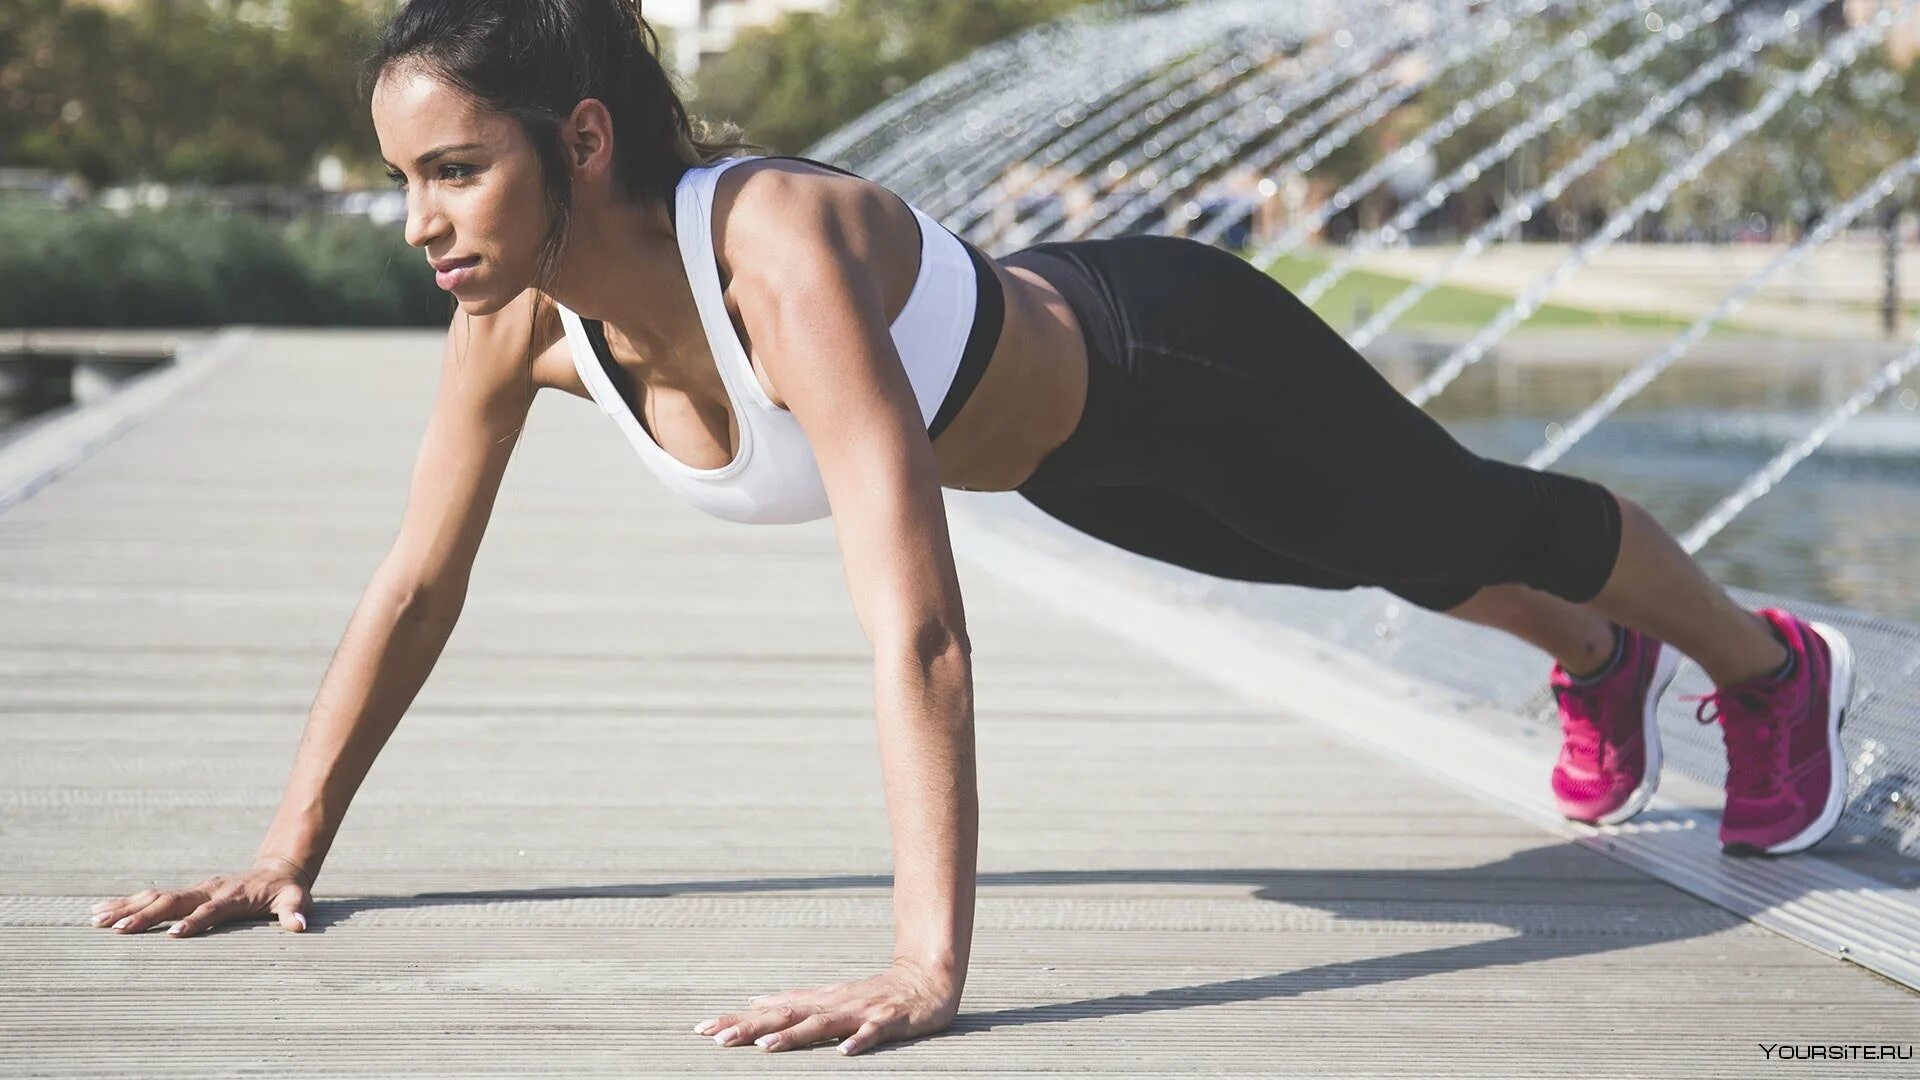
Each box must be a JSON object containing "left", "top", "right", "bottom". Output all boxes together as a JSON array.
[{"left": 554, "top": 154, "right": 1002, "bottom": 525}]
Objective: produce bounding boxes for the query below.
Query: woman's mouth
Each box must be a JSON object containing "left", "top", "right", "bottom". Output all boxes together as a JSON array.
[{"left": 433, "top": 256, "right": 481, "bottom": 291}]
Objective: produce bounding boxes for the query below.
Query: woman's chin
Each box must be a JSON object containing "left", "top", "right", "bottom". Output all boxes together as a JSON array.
[
  {"left": 455, "top": 289, "right": 512, "bottom": 317},
  {"left": 450, "top": 271, "right": 535, "bottom": 317}
]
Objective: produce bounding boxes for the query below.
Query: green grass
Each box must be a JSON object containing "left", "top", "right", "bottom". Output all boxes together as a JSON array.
[
  {"left": 1256, "top": 250, "right": 1705, "bottom": 335},
  {"left": 1839, "top": 297, "right": 1920, "bottom": 319}
]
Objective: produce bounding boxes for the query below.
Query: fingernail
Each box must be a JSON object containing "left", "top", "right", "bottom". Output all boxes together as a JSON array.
[
  {"left": 754, "top": 1034, "right": 776, "bottom": 1048},
  {"left": 692, "top": 1021, "right": 711, "bottom": 1035},
  {"left": 291, "top": 913, "right": 307, "bottom": 931},
  {"left": 112, "top": 916, "right": 132, "bottom": 930},
  {"left": 839, "top": 1041, "right": 857, "bottom": 1055},
  {"left": 712, "top": 1027, "right": 739, "bottom": 1045},
  {"left": 167, "top": 923, "right": 186, "bottom": 936},
  {"left": 90, "top": 913, "right": 112, "bottom": 926}
]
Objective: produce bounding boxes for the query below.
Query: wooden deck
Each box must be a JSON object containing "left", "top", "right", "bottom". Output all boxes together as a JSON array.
[{"left": 2, "top": 328, "right": 1913, "bottom": 1077}]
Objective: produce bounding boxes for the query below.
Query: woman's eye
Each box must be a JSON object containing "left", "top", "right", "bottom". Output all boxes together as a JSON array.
[{"left": 383, "top": 164, "right": 474, "bottom": 188}]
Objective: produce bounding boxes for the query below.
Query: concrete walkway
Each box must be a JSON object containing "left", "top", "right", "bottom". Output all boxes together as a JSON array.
[{"left": 2, "top": 329, "right": 1913, "bottom": 1077}]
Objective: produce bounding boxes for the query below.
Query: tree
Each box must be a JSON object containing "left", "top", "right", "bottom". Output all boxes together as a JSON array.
[
  {"left": 692, "top": 0, "right": 1094, "bottom": 153},
  {"left": 1, "top": 0, "right": 387, "bottom": 187}
]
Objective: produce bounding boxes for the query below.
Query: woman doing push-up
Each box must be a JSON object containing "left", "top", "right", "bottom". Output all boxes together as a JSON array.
[{"left": 88, "top": 0, "right": 1855, "bottom": 1058}]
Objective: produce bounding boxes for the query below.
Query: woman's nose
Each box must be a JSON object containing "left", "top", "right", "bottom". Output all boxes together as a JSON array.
[{"left": 403, "top": 195, "right": 444, "bottom": 249}]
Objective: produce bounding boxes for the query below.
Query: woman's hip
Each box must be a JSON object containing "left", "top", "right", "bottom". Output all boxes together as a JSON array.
[
  {"left": 1005, "top": 234, "right": 1442, "bottom": 492},
  {"left": 1009, "top": 235, "right": 1323, "bottom": 371}
]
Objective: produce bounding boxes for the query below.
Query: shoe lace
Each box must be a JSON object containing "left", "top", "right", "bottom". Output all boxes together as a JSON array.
[
  {"left": 1681, "top": 678, "right": 1801, "bottom": 798},
  {"left": 1550, "top": 682, "right": 1605, "bottom": 760}
]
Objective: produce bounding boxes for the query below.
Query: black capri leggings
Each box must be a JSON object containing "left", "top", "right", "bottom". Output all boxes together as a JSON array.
[{"left": 1001, "top": 235, "right": 1623, "bottom": 614}]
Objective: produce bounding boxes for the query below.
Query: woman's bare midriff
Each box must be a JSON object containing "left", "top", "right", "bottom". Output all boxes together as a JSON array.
[{"left": 925, "top": 259, "right": 1089, "bottom": 492}]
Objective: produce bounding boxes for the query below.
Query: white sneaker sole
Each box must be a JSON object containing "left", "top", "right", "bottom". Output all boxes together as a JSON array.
[
  {"left": 1591, "top": 639, "right": 1681, "bottom": 826},
  {"left": 1747, "top": 619, "right": 1856, "bottom": 856}
]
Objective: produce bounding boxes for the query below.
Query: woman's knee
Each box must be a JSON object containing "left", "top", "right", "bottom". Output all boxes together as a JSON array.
[
  {"left": 1470, "top": 463, "right": 1623, "bottom": 605},
  {"left": 1382, "top": 580, "right": 1483, "bottom": 613}
]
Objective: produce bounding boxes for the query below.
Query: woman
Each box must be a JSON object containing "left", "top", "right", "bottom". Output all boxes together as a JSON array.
[{"left": 89, "top": 0, "right": 1855, "bottom": 1057}]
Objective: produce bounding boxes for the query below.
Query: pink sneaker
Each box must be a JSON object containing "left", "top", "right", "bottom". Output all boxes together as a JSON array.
[
  {"left": 1550, "top": 625, "right": 1680, "bottom": 825},
  {"left": 1682, "top": 607, "right": 1857, "bottom": 856}
]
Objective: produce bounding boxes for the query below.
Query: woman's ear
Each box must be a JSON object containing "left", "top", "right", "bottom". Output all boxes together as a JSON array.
[{"left": 561, "top": 98, "right": 615, "bottom": 174}]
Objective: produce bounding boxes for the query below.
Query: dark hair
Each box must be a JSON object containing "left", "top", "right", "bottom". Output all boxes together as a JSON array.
[{"left": 365, "top": 0, "right": 763, "bottom": 352}]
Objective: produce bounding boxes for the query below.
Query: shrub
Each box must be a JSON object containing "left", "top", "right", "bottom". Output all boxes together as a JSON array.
[{"left": 0, "top": 205, "right": 449, "bottom": 328}]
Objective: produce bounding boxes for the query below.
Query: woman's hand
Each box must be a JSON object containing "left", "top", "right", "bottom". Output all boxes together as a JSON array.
[
  {"left": 693, "top": 956, "right": 961, "bottom": 1056},
  {"left": 87, "top": 856, "right": 312, "bottom": 938}
]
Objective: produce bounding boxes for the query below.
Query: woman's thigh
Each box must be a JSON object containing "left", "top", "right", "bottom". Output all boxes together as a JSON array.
[
  {"left": 1054, "top": 236, "right": 1621, "bottom": 602},
  {"left": 1018, "top": 483, "right": 1480, "bottom": 613},
  {"left": 1158, "top": 356, "right": 1620, "bottom": 603}
]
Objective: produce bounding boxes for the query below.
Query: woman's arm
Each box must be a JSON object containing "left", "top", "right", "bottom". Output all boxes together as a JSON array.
[
  {"left": 691, "top": 166, "right": 978, "bottom": 1056},
  {"left": 92, "top": 292, "right": 547, "bottom": 937},
  {"left": 256, "top": 292, "right": 544, "bottom": 882}
]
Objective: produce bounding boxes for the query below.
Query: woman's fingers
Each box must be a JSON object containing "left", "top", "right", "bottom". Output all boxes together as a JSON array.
[
  {"left": 269, "top": 883, "right": 310, "bottom": 932},
  {"left": 701, "top": 965, "right": 955, "bottom": 1055},
  {"left": 166, "top": 898, "right": 231, "bottom": 938},
  {"left": 839, "top": 1014, "right": 897, "bottom": 1057},
  {"left": 108, "top": 895, "right": 169, "bottom": 933},
  {"left": 89, "top": 869, "right": 311, "bottom": 938},
  {"left": 698, "top": 1002, "right": 907, "bottom": 1055},
  {"left": 89, "top": 889, "right": 158, "bottom": 928},
  {"left": 113, "top": 891, "right": 199, "bottom": 934},
  {"left": 88, "top": 900, "right": 137, "bottom": 928},
  {"left": 700, "top": 1005, "right": 797, "bottom": 1047},
  {"left": 752, "top": 1010, "right": 850, "bottom": 1052}
]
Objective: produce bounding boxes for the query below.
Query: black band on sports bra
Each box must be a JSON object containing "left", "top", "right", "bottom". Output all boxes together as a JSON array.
[
  {"left": 579, "top": 316, "right": 644, "bottom": 429},
  {"left": 747, "top": 153, "right": 866, "bottom": 179},
  {"left": 926, "top": 235, "right": 1003, "bottom": 441}
]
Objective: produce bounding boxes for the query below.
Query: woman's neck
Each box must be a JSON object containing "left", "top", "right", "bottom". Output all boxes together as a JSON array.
[{"left": 545, "top": 197, "right": 695, "bottom": 356}]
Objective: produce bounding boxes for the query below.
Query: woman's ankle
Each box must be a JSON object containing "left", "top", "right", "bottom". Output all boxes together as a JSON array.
[{"left": 1563, "top": 622, "right": 1625, "bottom": 683}]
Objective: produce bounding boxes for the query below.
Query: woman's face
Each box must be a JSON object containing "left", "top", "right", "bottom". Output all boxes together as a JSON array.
[{"left": 372, "top": 68, "right": 550, "bottom": 317}]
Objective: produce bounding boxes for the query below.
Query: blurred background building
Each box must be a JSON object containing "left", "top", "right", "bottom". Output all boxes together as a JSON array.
[{"left": 664, "top": 0, "right": 840, "bottom": 76}]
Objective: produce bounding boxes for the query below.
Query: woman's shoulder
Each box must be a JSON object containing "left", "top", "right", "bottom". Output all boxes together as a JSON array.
[
  {"left": 709, "top": 154, "right": 897, "bottom": 229},
  {"left": 707, "top": 155, "right": 920, "bottom": 293}
]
